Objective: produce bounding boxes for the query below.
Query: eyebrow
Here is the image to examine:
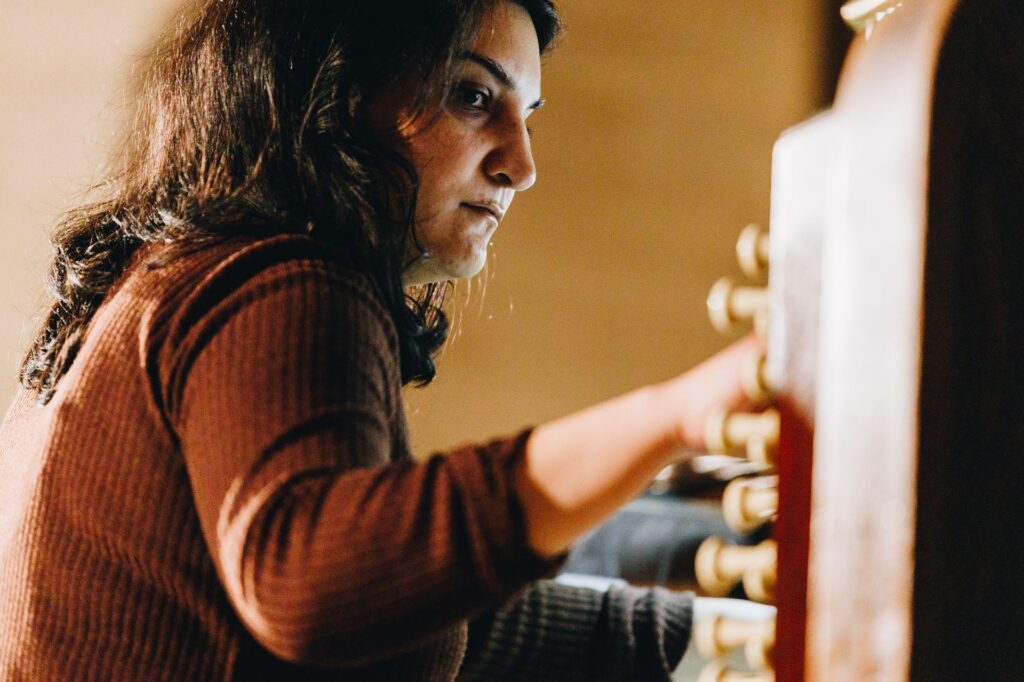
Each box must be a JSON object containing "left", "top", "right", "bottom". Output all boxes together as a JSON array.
[{"left": 460, "top": 51, "right": 546, "bottom": 110}]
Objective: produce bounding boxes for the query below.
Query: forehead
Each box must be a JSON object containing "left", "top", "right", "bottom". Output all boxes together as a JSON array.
[{"left": 470, "top": 2, "right": 542, "bottom": 96}]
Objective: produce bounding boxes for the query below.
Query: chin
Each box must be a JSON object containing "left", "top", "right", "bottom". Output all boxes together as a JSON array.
[
  {"left": 433, "top": 233, "right": 492, "bottom": 279},
  {"left": 441, "top": 252, "right": 488, "bottom": 281},
  {"left": 403, "top": 250, "right": 488, "bottom": 285}
]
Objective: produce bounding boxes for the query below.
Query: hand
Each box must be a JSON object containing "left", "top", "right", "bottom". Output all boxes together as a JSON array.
[
  {"left": 665, "top": 333, "right": 764, "bottom": 451},
  {"left": 517, "top": 333, "right": 765, "bottom": 557}
]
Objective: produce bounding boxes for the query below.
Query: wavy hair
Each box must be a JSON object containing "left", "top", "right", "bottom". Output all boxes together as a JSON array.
[{"left": 20, "top": 0, "right": 560, "bottom": 403}]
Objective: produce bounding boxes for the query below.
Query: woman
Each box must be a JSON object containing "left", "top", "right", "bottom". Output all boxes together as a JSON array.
[{"left": 0, "top": 0, "right": 756, "bottom": 678}]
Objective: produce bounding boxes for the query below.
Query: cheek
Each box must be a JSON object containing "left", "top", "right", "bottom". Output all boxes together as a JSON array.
[
  {"left": 409, "top": 125, "right": 478, "bottom": 192},
  {"left": 413, "top": 168, "right": 454, "bottom": 220}
]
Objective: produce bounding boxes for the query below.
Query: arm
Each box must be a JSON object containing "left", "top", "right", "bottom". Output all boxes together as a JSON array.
[
  {"left": 158, "top": 238, "right": 755, "bottom": 668},
  {"left": 158, "top": 247, "right": 559, "bottom": 668},
  {"left": 517, "top": 336, "right": 759, "bottom": 557}
]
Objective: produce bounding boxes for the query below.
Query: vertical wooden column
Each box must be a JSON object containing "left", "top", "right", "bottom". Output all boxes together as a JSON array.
[
  {"left": 764, "top": 109, "right": 837, "bottom": 681},
  {"left": 807, "top": 1, "right": 958, "bottom": 679},
  {"left": 771, "top": 401, "right": 813, "bottom": 682}
]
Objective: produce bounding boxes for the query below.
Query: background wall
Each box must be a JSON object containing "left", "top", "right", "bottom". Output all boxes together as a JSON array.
[
  {"left": 405, "top": 1, "right": 830, "bottom": 454},
  {"left": 0, "top": 0, "right": 181, "bottom": 400},
  {"left": 0, "top": 1, "right": 833, "bottom": 455}
]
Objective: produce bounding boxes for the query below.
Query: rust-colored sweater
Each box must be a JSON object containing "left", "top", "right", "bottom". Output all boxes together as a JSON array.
[{"left": 0, "top": 235, "right": 692, "bottom": 680}]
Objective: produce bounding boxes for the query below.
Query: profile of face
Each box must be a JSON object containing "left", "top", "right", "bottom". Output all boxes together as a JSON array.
[{"left": 382, "top": 1, "right": 544, "bottom": 285}]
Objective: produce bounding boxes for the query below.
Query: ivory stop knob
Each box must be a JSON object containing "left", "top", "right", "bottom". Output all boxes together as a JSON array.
[
  {"left": 695, "top": 614, "right": 775, "bottom": 670},
  {"left": 742, "top": 561, "right": 777, "bottom": 604},
  {"left": 698, "top": 660, "right": 775, "bottom": 682},
  {"left": 841, "top": 0, "right": 905, "bottom": 31},
  {"left": 695, "top": 537, "right": 777, "bottom": 602},
  {"left": 735, "top": 223, "right": 770, "bottom": 279},
  {"left": 707, "top": 277, "right": 770, "bottom": 337},
  {"left": 741, "top": 352, "right": 775, "bottom": 404},
  {"left": 704, "top": 408, "right": 780, "bottom": 464},
  {"left": 722, "top": 476, "right": 779, "bottom": 534}
]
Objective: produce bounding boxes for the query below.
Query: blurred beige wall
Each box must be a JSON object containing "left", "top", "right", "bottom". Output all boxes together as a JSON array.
[
  {"left": 0, "top": 1, "right": 827, "bottom": 454},
  {"left": 406, "top": 1, "right": 828, "bottom": 454},
  {"left": 0, "top": 0, "right": 181, "bottom": 401}
]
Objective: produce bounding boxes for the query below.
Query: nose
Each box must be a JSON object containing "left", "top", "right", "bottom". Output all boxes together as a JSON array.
[{"left": 483, "top": 116, "right": 537, "bottom": 192}]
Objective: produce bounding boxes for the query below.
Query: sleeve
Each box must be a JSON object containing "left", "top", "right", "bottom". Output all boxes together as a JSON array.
[
  {"left": 156, "top": 246, "right": 561, "bottom": 668},
  {"left": 458, "top": 580, "right": 693, "bottom": 681}
]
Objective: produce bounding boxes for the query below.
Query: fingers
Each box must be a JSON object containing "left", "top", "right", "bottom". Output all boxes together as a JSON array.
[{"left": 670, "top": 334, "right": 765, "bottom": 450}]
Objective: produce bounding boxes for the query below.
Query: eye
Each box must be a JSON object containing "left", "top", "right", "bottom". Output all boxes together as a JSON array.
[{"left": 454, "top": 83, "right": 491, "bottom": 113}]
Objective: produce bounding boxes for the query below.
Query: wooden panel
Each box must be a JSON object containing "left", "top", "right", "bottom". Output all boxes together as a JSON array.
[
  {"left": 771, "top": 400, "right": 813, "bottom": 681},
  {"left": 698, "top": 3, "right": 1023, "bottom": 679},
  {"left": 806, "top": 1, "right": 958, "bottom": 679},
  {"left": 765, "top": 109, "right": 838, "bottom": 682}
]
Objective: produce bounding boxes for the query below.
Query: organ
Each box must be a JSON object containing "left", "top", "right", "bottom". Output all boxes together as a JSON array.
[{"left": 690, "top": 0, "right": 1024, "bottom": 679}]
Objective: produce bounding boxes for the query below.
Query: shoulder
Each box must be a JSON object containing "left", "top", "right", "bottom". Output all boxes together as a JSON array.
[
  {"left": 130, "top": 233, "right": 401, "bottom": 400},
  {"left": 134, "top": 233, "right": 395, "bottom": 342},
  {"left": 147, "top": 232, "right": 387, "bottom": 315}
]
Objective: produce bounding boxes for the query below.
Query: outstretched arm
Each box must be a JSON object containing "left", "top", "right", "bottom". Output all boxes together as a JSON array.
[{"left": 517, "top": 335, "right": 759, "bottom": 557}]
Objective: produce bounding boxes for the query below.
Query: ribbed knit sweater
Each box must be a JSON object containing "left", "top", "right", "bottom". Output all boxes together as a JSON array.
[{"left": 0, "top": 234, "right": 692, "bottom": 680}]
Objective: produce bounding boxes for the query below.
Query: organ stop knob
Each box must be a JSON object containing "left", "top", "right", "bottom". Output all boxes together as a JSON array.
[
  {"left": 735, "top": 223, "right": 770, "bottom": 279},
  {"left": 706, "top": 277, "right": 770, "bottom": 338},
  {"left": 698, "top": 660, "right": 775, "bottom": 682},
  {"left": 722, "top": 476, "right": 778, "bottom": 534},
  {"left": 695, "top": 614, "right": 775, "bottom": 670},
  {"left": 704, "top": 408, "right": 780, "bottom": 465},
  {"left": 695, "top": 537, "right": 777, "bottom": 603}
]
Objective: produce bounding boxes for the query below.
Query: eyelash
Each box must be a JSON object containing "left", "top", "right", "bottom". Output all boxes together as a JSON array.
[
  {"left": 452, "top": 81, "right": 536, "bottom": 138},
  {"left": 456, "top": 83, "right": 491, "bottom": 113}
]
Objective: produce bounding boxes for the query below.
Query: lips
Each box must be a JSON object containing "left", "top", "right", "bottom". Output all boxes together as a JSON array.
[{"left": 462, "top": 202, "right": 506, "bottom": 223}]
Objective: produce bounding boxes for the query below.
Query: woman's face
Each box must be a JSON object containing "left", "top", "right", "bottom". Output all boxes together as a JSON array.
[{"left": 389, "top": 1, "right": 544, "bottom": 285}]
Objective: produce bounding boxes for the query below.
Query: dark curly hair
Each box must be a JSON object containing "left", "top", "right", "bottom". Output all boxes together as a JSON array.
[{"left": 19, "top": 0, "right": 560, "bottom": 403}]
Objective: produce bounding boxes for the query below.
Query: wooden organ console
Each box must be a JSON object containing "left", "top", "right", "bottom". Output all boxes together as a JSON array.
[{"left": 688, "top": 0, "right": 1024, "bottom": 679}]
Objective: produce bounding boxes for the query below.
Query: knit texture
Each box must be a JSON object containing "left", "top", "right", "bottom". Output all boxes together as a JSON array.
[
  {"left": 461, "top": 581, "right": 693, "bottom": 681},
  {"left": 0, "top": 234, "right": 692, "bottom": 680}
]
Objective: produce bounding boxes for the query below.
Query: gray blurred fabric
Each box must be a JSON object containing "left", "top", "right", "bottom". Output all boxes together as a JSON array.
[{"left": 561, "top": 495, "right": 753, "bottom": 587}]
